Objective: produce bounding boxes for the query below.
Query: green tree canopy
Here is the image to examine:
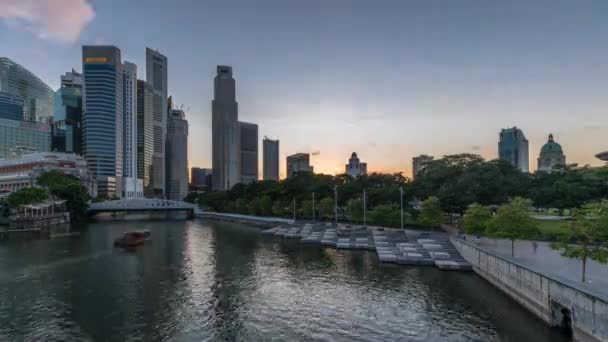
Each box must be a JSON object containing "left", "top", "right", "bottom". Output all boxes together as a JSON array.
[
  {"left": 418, "top": 196, "right": 442, "bottom": 228},
  {"left": 301, "top": 199, "right": 313, "bottom": 219},
  {"left": 318, "top": 197, "right": 334, "bottom": 220},
  {"left": 550, "top": 200, "right": 608, "bottom": 282},
  {"left": 462, "top": 203, "right": 492, "bottom": 235},
  {"left": 37, "top": 171, "right": 90, "bottom": 219},
  {"left": 346, "top": 198, "right": 364, "bottom": 223},
  {"left": 7, "top": 187, "right": 48, "bottom": 208},
  {"left": 486, "top": 197, "right": 539, "bottom": 256}
]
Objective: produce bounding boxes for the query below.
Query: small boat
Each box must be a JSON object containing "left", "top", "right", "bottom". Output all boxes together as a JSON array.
[{"left": 114, "top": 230, "right": 151, "bottom": 248}]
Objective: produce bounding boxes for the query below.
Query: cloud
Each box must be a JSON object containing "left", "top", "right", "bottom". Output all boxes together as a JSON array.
[{"left": 0, "top": 0, "right": 95, "bottom": 43}]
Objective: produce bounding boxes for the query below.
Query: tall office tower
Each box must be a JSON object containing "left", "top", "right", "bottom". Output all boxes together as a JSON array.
[
  {"left": 0, "top": 92, "right": 25, "bottom": 121},
  {"left": 263, "top": 137, "right": 279, "bottom": 181},
  {"left": 82, "top": 46, "right": 124, "bottom": 198},
  {"left": 239, "top": 121, "right": 258, "bottom": 183},
  {"left": 190, "top": 167, "right": 213, "bottom": 191},
  {"left": 412, "top": 154, "right": 434, "bottom": 179},
  {"left": 146, "top": 48, "right": 168, "bottom": 197},
  {"left": 137, "top": 80, "right": 154, "bottom": 197},
  {"left": 212, "top": 65, "right": 240, "bottom": 190},
  {"left": 345, "top": 152, "right": 367, "bottom": 177},
  {"left": 165, "top": 107, "right": 188, "bottom": 200},
  {"left": 498, "top": 126, "right": 529, "bottom": 172},
  {"left": 0, "top": 57, "right": 55, "bottom": 121},
  {"left": 286, "top": 153, "right": 314, "bottom": 177},
  {"left": 52, "top": 70, "right": 83, "bottom": 154},
  {"left": 121, "top": 62, "right": 143, "bottom": 198}
]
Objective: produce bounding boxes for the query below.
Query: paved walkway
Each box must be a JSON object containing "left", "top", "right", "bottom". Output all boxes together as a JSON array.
[{"left": 474, "top": 237, "right": 608, "bottom": 298}]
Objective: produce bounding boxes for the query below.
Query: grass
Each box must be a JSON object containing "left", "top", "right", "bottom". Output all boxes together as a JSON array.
[{"left": 535, "top": 218, "right": 570, "bottom": 239}]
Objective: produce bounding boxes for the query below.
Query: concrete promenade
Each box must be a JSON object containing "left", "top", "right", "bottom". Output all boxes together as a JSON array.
[{"left": 476, "top": 237, "right": 608, "bottom": 298}]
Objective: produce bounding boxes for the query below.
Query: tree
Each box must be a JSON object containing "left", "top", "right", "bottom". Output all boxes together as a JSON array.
[
  {"left": 486, "top": 197, "right": 539, "bottom": 257},
  {"left": 318, "top": 197, "right": 334, "bottom": 220},
  {"left": 418, "top": 196, "right": 442, "bottom": 228},
  {"left": 346, "top": 198, "right": 364, "bottom": 223},
  {"left": 51, "top": 183, "right": 90, "bottom": 218},
  {"left": 235, "top": 198, "right": 248, "bottom": 214},
  {"left": 248, "top": 197, "right": 261, "bottom": 216},
  {"left": 259, "top": 196, "right": 273, "bottom": 216},
  {"left": 37, "top": 170, "right": 79, "bottom": 188},
  {"left": 368, "top": 204, "right": 401, "bottom": 227},
  {"left": 550, "top": 201, "right": 608, "bottom": 282},
  {"left": 7, "top": 187, "right": 48, "bottom": 208},
  {"left": 301, "top": 200, "right": 313, "bottom": 219},
  {"left": 462, "top": 203, "right": 492, "bottom": 235}
]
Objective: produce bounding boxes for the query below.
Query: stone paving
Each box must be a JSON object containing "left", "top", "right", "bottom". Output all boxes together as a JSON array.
[{"left": 262, "top": 224, "right": 472, "bottom": 271}]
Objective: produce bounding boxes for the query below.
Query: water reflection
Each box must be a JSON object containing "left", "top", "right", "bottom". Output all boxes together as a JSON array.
[{"left": 0, "top": 219, "right": 567, "bottom": 341}]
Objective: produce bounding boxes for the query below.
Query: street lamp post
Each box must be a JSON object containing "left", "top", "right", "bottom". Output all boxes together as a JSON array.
[
  {"left": 334, "top": 185, "right": 338, "bottom": 225},
  {"left": 363, "top": 188, "right": 367, "bottom": 226},
  {"left": 400, "top": 186, "right": 404, "bottom": 229},
  {"left": 293, "top": 197, "right": 296, "bottom": 222}
]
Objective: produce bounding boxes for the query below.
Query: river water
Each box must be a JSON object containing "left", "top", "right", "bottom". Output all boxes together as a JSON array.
[{"left": 0, "top": 218, "right": 567, "bottom": 341}]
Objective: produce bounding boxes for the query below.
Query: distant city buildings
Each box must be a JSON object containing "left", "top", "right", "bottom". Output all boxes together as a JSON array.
[
  {"left": 537, "top": 133, "right": 566, "bottom": 173},
  {"left": 596, "top": 151, "right": 608, "bottom": 162},
  {"left": 239, "top": 121, "right": 258, "bottom": 183},
  {"left": 287, "top": 153, "right": 313, "bottom": 177},
  {"left": 263, "top": 137, "right": 279, "bottom": 181},
  {"left": 0, "top": 92, "right": 25, "bottom": 121},
  {"left": 146, "top": 48, "right": 168, "bottom": 197},
  {"left": 0, "top": 150, "right": 96, "bottom": 197},
  {"left": 212, "top": 66, "right": 241, "bottom": 190},
  {"left": 165, "top": 106, "right": 189, "bottom": 200},
  {"left": 412, "top": 154, "right": 434, "bottom": 179},
  {"left": 498, "top": 127, "right": 529, "bottom": 172},
  {"left": 345, "top": 152, "right": 367, "bottom": 177},
  {"left": 0, "top": 57, "right": 55, "bottom": 122},
  {"left": 136, "top": 80, "right": 154, "bottom": 196},
  {"left": 191, "top": 167, "right": 212, "bottom": 192},
  {"left": 52, "top": 70, "right": 83, "bottom": 155},
  {"left": 82, "top": 45, "right": 124, "bottom": 198},
  {"left": 0, "top": 118, "right": 51, "bottom": 158}
]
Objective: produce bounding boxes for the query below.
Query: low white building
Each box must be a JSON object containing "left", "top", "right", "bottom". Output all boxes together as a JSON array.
[{"left": 0, "top": 150, "right": 97, "bottom": 197}]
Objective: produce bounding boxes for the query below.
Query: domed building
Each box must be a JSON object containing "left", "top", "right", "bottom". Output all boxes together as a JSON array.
[{"left": 537, "top": 134, "right": 566, "bottom": 173}]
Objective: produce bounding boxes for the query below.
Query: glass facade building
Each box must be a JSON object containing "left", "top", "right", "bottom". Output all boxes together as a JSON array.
[
  {"left": 52, "top": 70, "right": 83, "bottom": 154},
  {"left": 0, "top": 91, "right": 25, "bottom": 121},
  {"left": 137, "top": 80, "right": 154, "bottom": 196},
  {"left": 239, "top": 121, "right": 258, "bottom": 183},
  {"left": 165, "top": 108, "right": 188, "bottom": 201},
  {"left": 498, "top": 127, "right": 529, "bottom": 172},
  {"left": 82, "top": 46, "right": 124, "bottom": 198},
  {"left": 0, "top": 57, "right": 55, "bottom": 122},
  {"left": 0, "top": 118, "right": 51, "bottom": 158},
  {"left": 146, "top": 48, "right": 168, "bottom": 197}
]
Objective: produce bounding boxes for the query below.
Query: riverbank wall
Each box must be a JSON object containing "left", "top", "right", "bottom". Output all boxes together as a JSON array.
[
  {"left": 198, "top": 212, "right": 294, "bottom": 228},
  {"left": 452, "top": 238, "right": 607, "bottom": 342}
]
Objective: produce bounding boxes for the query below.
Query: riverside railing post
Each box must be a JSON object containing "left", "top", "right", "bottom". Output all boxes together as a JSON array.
[
  {"left": 363, "top": 188, "right": 366, "bottom": 226},
  {"left": 400, "top": 186, "right": 404, "bottom": 229}
]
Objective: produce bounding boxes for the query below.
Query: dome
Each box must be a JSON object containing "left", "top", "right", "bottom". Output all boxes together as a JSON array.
[{"left": 540, "top": 134, "right": 563, "bottom": 154}]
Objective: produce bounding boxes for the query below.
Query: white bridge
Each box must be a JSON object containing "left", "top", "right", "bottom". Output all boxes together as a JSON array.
[{"left": 88, "top": 198, "right": 197, "bottom": 214}]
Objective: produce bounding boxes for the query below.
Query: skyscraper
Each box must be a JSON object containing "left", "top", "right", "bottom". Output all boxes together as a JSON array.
[
  {"left": 0, "top": 92, "right": 25, "bottom": 121},
  {"left": 0, "top": 119, "right": 50, "bottom": 158},
  {"left": 137, "top": 80, "right": 154, "bottom": 197},
  {"left": 498, "top": 127, "right": 529, "bottom": 172},
  {"left": 82, "top": 46, "right": 124, "bottom": 198},
  {"left": 287, "top": 153, "right": 313, "bottom": 177},
  {"left": 0, "top": 57, "right": 55, "bottom": 121},
  {"left": 345, "top": 152, "right": 367, "bottom": 177},
  {"left": 191, "top": 167, "right": 212, "bottom": 191},
  {"left": 263, "top": 137, "right": 279, "bottom": 181},
  {"left": 166, "top": 107, "right": 188, "bottom": 200},
  {"left": 146, "top": 48, "right": 168, "bottom": 197},
  {"left": 212, "top": 65, "right": 240, "bottom": 190},
  {"left": 52, "top": 70, "right": 83, "bottom": 154},
  {"left": 239, "top": 121, "right": 258, "bottom": 183},
  {"left": 122, "top": 62, "right": 142, "bottom": 198},
  {"left": 412, "top": 154, "right": 434, "bottom": 179}
]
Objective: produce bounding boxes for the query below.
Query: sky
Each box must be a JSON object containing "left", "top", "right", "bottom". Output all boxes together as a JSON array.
[{"left": 1, "top": 0, "right": 607, "bottom": 178}]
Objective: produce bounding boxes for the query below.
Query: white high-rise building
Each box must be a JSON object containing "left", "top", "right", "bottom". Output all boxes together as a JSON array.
[
  {"left": 122, "top": 61, "right": 143, "bottom": 198},
  {"left": 212, "top": 65, "right": 240, "bottom": 190},
  {"left": 146, "top": 48, "right": 168, "bottom": 197}
]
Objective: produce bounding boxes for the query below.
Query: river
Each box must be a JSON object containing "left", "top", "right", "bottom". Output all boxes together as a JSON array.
[{"left": 0, "top": 218, "right": 567, "bottom": 341}]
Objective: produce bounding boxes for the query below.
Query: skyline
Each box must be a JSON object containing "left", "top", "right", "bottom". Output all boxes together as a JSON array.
[{"left": 2, "top": 0, "right": 607, "bottom": 177}]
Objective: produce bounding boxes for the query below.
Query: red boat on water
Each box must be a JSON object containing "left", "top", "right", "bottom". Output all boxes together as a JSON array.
[{"left": 114, "top": 230, "right": 151, "bottom": 248}]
